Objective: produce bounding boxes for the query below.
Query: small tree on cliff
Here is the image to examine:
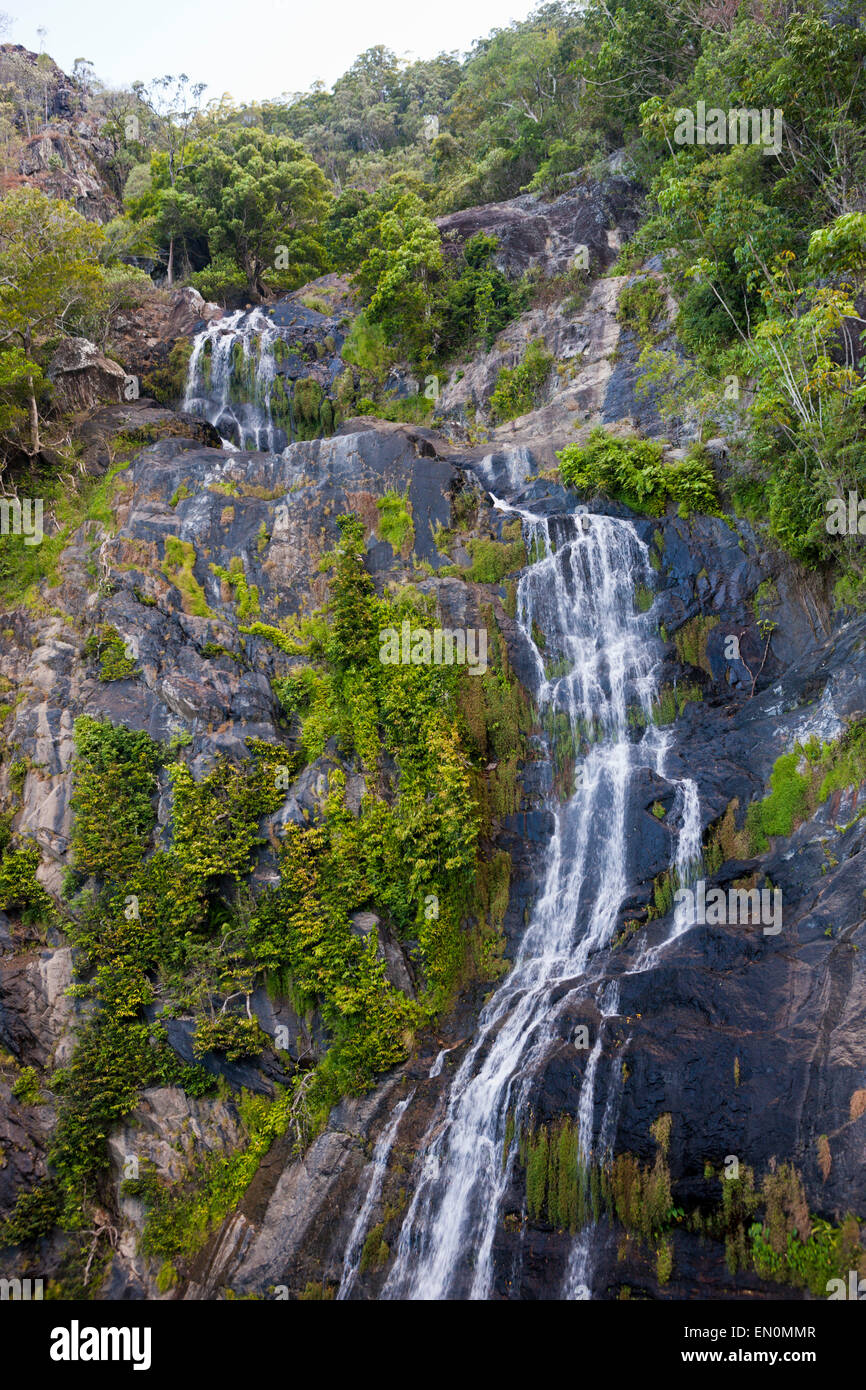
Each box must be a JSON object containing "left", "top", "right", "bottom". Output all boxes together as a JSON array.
[
  {"left": 0, "top": 187, "right": 105, "bottom": 458},
  {"left": 181, "top": 127, "right": 332, "bottom": 300}
]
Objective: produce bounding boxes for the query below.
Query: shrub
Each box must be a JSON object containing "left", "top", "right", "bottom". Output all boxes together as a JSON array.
[
  {"left": 489, "top": 339, "right": 553, "bottom": 423},
  {"left": 558, "top": 430, "right": 719, "bottom": 517},
  {"left": 617, "top": 277, "right": 667, "bottom": 340}
]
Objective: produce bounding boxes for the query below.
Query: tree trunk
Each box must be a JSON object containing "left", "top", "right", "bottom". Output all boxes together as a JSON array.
[
  {"left": 27, "top": 375, "right": 40, "bottom": 456},
  {"left": 167, "top": 235, "right": 175, "bottom": 287}
]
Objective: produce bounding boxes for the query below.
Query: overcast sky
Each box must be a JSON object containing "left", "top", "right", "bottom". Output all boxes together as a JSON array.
[{"left": 7, "top": 0, "right": 538, "bottom": 104}]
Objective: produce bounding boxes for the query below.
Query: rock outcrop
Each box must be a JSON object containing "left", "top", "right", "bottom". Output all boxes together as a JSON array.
[{"left": 47, "top": 338, "right": 129, "bottom": 412}]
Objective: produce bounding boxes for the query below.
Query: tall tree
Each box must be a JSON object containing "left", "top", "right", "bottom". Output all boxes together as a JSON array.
[
  {"left": 179, "top": 127, "right": 332, "bottom": 299},
  {"left": 0, "top": 188, "right": 104, "bottom": 455},
  {"left": 140, "top": 74, "right": 206, "bottom": 284}
]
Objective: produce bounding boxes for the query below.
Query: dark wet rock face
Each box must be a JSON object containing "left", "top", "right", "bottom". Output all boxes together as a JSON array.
[{"left": 175, "top": 480, "right": 866, "bottom": 1302}]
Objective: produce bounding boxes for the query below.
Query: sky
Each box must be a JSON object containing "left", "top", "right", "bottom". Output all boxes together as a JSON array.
[{"left": 6, "top": 0, "right": 538, "bottom": 104}]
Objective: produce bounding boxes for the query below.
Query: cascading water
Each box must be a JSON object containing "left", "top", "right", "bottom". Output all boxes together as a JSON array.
[
  {"left": 337, "top": 1090, "right": 415, "bottom": 1301},
  {"left": 378, "top": 501, "right": 701, "bottom": 1300},
  {"left": 183, "top": 305, "right": 338, "bottom": 452},
  {"left": 183, "top": 309, "right": 285, "bottom": 452}
]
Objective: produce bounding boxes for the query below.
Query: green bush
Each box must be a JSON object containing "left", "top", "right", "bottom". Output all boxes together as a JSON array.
[
  {"left": 617, "top": 277, "right": 667, "bottom": 340},
  {"left": 558, "top": 429, "right": 719, "bottom": 516},
  {"left": 489, "top": 339, "right": 553, "bottom": 423}
]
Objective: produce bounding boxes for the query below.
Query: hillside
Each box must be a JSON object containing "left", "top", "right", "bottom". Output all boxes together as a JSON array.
[{"left": 0, "top": 0, "right": 865, "bottom": 1310}]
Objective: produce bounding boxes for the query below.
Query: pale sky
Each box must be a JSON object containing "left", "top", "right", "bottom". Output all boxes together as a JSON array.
[{"left": 7, "top": 0, "right": 539, "bottom": 104}]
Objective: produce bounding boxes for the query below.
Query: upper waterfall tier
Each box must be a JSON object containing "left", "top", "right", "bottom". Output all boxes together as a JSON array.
[{"left": 182, "top": 302, "right": 349, "bottom": 451}]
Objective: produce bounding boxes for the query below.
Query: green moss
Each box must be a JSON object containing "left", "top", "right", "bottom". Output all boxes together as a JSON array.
[
  {"left": 83, "top": 624, "right": 137, "bottom": 682},
  {"left": 376, "top": 488, "right": 415, "bottom": 557},
  {"left": 161, "top": 538, "right": 214, "bottom": 618},
  {"left": 356, "top": 393, "right": 434, "bottom": 425},
  {"left": 637, "top": 681, "right": 703, "bottom": 727},
  {"left": 142, "top": 337, "right": 194, "bottom": 406},
  {"left": 210, "top": 556, "right": 261, "bottom": 620},
  {"left": 744, "top": 721, "right": 866, "bottom": 852},
  {"left": 746, "top": 751, "right": 810, "bottom": 852},
  {"left": 674, "top": 614, "right": 720, "bottom": 675},
  {"left": 456, "top": 529, "right": 526, "bottom": 584},
  {"left": 293, "top": 377, "right": 323, "bottom": 433}
]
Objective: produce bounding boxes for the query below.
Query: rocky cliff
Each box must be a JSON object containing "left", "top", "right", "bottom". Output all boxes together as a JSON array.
[{"left": 1, "top": 172, "right": 865, "bottom": 1304}]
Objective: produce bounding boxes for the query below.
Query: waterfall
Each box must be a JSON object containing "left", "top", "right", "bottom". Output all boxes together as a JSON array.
[
  {"left": 183, "top": 309, "right": 281, "bottom": 451},
  {"left": 380, "top": 505, "right": 684, "bottom": 1301},
  {"left": 336, "top": 1090, "right": 415, "bottom": 1301},
  {"left": 182, "top": 305, "right": 337, "bottom": 452},
  {"left": 670, "top": 777, "right": 703, "bottom": 936}
]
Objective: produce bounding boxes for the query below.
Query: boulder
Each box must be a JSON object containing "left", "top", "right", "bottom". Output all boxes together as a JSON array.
[{"left": 47, "top": 337, "right": 128, "bottom": 412}]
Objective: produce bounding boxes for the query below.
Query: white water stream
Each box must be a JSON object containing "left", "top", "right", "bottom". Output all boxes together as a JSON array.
[{"left": 370, "top": 503, "right": 703, "bottom": 1299}]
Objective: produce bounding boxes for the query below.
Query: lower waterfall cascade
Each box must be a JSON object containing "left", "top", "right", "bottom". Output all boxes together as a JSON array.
[{"left": 334, "top": 498, "right": 704, "bottom": 1300}]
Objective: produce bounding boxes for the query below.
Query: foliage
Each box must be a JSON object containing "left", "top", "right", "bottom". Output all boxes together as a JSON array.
[
  {"left": 11, "top": 1064, "right": 44, "bottom": 1105},
  {"left": 129, "top": 128, "right": 332, "bottom": 299},
  {"left": 0, "top": 187, "right": 106, "bottom": 458},
  {"left": 210, "top": 556, "right": 261, "bottom": 620},
  {"left": 488, "top": 339, "right": 553, "bottom": 423},
  {"left": 617, "top": 277, "right": 667, "bottom": 340},
  {"left": 437, "top": 233, "right": 529, "bottom": 355},
  {"left": 0, "top": 841, "right": 55, "bottom": 919},
  {"left": 558, "top": 429, "right": 719, "bottom": 517},
  {"left": 69, "top": 716, "right": 162, "bottom": 881},
  {"left": 161, "top": 537, "right": 213, "bottom": 617},
  {"left": 376, "top": 489, "right": 414, "bottom": 556},
  {"left": 745, "top": 721, "right": 866, "bottom": 854},
  {"left": 247, "top": 515, "right": 527, "bottom": 1105},
  {"left": 83, "top": 625, "right": 138, "bottom": 682}
]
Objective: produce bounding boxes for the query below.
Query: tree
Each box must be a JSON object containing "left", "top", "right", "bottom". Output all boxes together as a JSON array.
[
  {"left": 178, "top": 127, "right": 332, "bottom": 299},
  {"left": 355, "top": 193, "right": 444, "bottom": 366},
  {"left": 140, "top": 74, "right": 207, "bottom": 283},
  {"left": 0, "top": 188, "right": 104, "bottom": 455}
]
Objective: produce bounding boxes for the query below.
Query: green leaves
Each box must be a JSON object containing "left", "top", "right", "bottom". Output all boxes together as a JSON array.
[
  {"left": 166, "top": 755, "right": 283, "bottom": 882},
  {"left": 138, "top": 127, "right": 333, "bottom": 299},
  {"left": 70, "top": 717, "right": 162, "bottom": 882},
  {"left": 0, "top": 186, "right": 106, "bottom": 456},
  {"left": 489, "top": 339, "right": 554, "bottom": 423},
  {"left": 558, "top": 429, "right": 719, "bottom": 518}
]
